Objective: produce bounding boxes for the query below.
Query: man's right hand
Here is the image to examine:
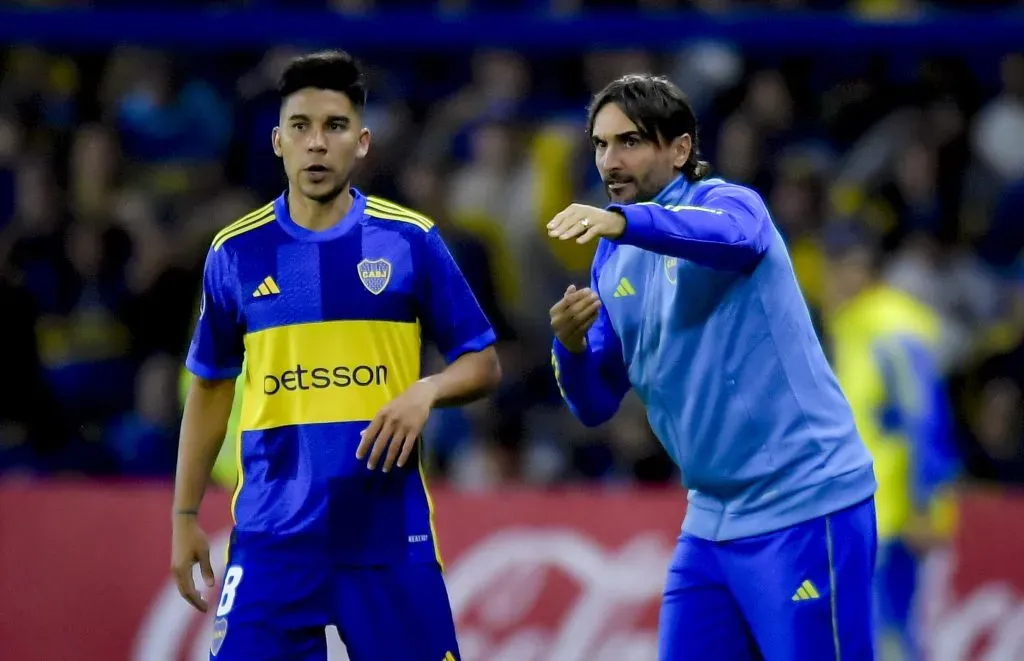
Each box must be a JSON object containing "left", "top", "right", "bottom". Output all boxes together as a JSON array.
[
  {"left": 171, "top": 515, "right": 216, "bottom": 613},
  {"left": 550, "top": 285, "right": 602, "bottom": 353}
]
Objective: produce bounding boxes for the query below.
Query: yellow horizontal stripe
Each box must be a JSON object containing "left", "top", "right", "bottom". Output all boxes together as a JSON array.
[
  {"left": 214, "top": 208, "right": 276, "bottom": 251},
  {"left": 241, "top": 320, "right": 421, "bottom": 431}
]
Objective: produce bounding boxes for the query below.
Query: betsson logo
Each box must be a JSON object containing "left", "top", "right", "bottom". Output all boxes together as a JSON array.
[{"left": 263, "top": 364, "right": 388, "bottom": 395}]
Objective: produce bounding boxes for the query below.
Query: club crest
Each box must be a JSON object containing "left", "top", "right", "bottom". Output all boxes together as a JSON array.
[
  {"left": 357, "top": 258, "right": 392, "bottom": 295},
  {"left": 210, "top": 617, "right": 228, "bottom": 656},
  {"left": 665, "top": 257, "right": 678, "bottom": 285}
]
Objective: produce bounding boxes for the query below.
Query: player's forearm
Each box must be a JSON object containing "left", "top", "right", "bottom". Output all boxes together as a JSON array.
[
  {"left": 610, "top": 198, "right": 769, "bottom": 271},
  {"left": 173, "top": 376, "right": 236, "bottom": 516},
  {"left": 421, "top": 345, "right": 501, "bottom": 408},
  {"left": 551, "top": 339, "right": 624, "bottom": 427}
]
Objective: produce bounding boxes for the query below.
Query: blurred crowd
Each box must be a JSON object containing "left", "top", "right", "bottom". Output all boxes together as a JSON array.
[
  {"left": 7, "top": 0, "right": 1024, "bottom": 13},
  {"left": 1, "top": 2, "right": 1023, "bottom": 494}
]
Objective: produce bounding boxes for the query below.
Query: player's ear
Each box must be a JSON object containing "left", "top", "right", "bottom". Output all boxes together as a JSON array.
[
  {"left": 271, "top": 126, "right": 282, "bottom": 158},
  {"left": 356, "top": 127, "right": 371, "bottom": 160},
  {"left": 672, "top": 134, "right": 692, "bottom": 171}
]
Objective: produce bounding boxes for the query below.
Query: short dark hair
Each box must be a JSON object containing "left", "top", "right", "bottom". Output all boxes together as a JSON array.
[
  {"left": 278, "top": 50, "right": 367, "bottom": 109},
  {"left": 587, "top": 74, "right": 711, "bottom": 182}
]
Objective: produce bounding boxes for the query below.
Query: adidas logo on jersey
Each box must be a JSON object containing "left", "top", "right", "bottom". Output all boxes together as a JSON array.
[
  {"left": 613, "top": 277, "right": 636, "bottom": 298},
  {"left": 252, "top": 276, "right": 281, "bottom": 298},
  {"left": 791, "top": 579, "right": 821, "bottom": 601}
]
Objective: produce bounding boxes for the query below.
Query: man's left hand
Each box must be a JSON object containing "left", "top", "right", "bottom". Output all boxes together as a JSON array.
[
  {"left": 356, "top": 379, "right": 439, "bottom": 472},
  {"left": 547, "top": 204, "right": 626, "bottom": 244}
]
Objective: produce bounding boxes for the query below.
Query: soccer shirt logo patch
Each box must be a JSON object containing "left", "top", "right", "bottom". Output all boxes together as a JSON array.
[
  {"left": 665, "top": 257, "right": 678, "bottom": 285},
  {"left": 357, "top": 258, "right": 392, "bottom": 295},
  {"left": 210, "top": 617, "right": 228, "bottom": 656}
]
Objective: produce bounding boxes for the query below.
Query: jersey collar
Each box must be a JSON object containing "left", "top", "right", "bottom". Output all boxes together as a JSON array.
[{"left": 274, "top": 187, "right": 367, "bottom": 242}]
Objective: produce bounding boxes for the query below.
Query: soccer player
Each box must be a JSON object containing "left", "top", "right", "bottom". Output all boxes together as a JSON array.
[
  {"left": 821, "top": 224, "right": 959, "bottom": 660},
  {"left": 170, "top": 50, "right": 500, "bottom": 661},
  {"left": 547, "top": 74, "right": 878, "bottom": 660}
]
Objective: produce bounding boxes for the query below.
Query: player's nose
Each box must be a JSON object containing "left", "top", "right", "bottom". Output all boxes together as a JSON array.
[
  {"left": 598, "top": 147, "right": 623, "bottom": 173},
  {"left": 306, "top": 128, "right": 328, "bottom": 152}
]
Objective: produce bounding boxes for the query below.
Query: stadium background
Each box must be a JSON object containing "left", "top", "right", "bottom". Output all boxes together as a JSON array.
[{"left": 2, "top": 0, "right": 1024, "bottom": 659}]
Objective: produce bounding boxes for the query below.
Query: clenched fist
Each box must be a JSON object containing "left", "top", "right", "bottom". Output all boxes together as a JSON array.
[{"left": 550, "top": 285, "right": 602, "bottom": 353}]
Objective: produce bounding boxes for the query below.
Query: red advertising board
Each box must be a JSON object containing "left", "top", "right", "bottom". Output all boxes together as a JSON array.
[{"left": 1, "top": 482, "right": 1023, "bottom": 660}]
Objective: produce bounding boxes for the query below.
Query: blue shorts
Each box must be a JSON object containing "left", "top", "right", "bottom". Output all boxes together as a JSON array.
[
  {"left": 659, "top": 497, "right": 877, "bottom": 661},
  {"left": 209, "top": 537, "right": 460, "bottom": 661}
]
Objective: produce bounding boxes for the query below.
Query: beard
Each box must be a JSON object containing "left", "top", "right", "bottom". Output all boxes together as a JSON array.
[{"left": 604, "top": 176, "right": 659, "bottom": 205}]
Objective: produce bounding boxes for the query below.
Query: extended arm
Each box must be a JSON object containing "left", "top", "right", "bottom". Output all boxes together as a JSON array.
[{"left": 610, "top": 184, "right": 772, "bottom": 271}]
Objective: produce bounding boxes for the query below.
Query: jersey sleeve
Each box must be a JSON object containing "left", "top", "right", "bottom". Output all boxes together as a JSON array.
[
  {"left": 416, "top": 228, "right": 497, "bottom": 363},
  {"left": 185, "top": 246, "right": 244, "bottom": 380},
  {"left": 609, "top": 183, "right": 772, "bottom": 271},
  {"left": 551, "top": 242, "right": 632, "bottom": 426}
]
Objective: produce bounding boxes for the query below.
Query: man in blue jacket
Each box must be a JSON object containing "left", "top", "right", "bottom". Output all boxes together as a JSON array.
[{"left": 548, "top": 74, "right": 878, "bottom": 660}]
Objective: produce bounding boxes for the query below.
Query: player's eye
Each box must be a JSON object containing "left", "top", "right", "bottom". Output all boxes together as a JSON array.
[
  {"left": 328, "top": 122, "right": 345, "bottom": 131},
  {"left": 624, "top": 137, "right": 640, "bottom": 148},
  {"left": 292, "top": 122, "right": 307, "bottom": 131}
]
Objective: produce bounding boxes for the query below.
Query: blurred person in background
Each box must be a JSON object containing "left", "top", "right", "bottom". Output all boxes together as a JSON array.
[
  {"left": 821, "top": 222, "right": 960, "bottom": 661},
  {"left": 957, "top": 295, "right": 1024, "bottom": 485}
]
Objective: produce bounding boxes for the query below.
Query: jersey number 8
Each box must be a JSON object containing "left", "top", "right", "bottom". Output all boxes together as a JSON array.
[{"left": 216, "top": 566, "right": 244, "bottom": 617}]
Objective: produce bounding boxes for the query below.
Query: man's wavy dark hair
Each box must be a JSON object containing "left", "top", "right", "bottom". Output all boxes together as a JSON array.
[
  {"left": 278, "top": 50, "right": 367, "bottom": 109},
  {"left": 587, "top": 74, "right": 711, "bottom": 182}
]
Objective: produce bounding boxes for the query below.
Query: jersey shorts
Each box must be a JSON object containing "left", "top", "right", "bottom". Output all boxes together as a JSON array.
[
  {"left": 209, "top": 533, "right": 460, "bottom": 661},
  {"left": 658, "top": 497, "right": 878, "bottom": 661}
]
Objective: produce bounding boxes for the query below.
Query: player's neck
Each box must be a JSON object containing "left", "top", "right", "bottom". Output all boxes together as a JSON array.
[{"left": 287, "top": 186, "right": 354, "bottom": 232}]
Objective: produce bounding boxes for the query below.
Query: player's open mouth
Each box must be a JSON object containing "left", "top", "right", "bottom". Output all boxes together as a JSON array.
[
  {"left": 303, "top": 165, "right": 331, "bottom": 182},
  {"left": 607, "top": 182, "right": 632, "bottom": 194}
]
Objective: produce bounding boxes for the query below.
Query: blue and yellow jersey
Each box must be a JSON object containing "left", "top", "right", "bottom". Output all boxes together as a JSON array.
[
  {"left": 185, "top": 189, "right": 496, "bottom": 566},
  {"left": 827, "top": 285, "right": 960, "bottom": 541}
]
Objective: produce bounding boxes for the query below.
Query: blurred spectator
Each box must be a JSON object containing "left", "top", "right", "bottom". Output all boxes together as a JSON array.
[
  {"left": 821, "top": 222, "right": 959, "bottom": 660},
  {"left": 959, "top": 344, "right": 1024, "bottom": 485},
  {"left": 101, "top": 353, "right": 178, "bottom": 476},
  {"left": 0, "top": 4, "right": 1023, "bottom": 499}
]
